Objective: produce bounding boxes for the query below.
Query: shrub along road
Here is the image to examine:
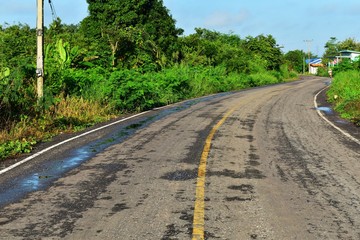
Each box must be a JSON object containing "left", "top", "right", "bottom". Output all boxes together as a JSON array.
[{"left": 0, "top": 77, "right": 359, "bottom": 239}]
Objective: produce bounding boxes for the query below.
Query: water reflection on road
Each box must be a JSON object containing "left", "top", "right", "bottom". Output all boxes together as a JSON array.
[{"left": 0, "top": 93, "right": 230, "bottom": 207}]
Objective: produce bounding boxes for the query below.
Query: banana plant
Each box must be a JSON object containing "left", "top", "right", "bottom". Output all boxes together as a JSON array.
[{"left": 45, "top": 39, "right": 80, "bottom": 69}]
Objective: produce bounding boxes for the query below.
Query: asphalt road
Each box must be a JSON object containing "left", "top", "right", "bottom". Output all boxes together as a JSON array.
[{"left": 0, "top": 76, "right": 359, "bottom": 240}]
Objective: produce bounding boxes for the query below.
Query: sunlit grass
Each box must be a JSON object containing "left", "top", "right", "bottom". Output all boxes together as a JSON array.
[
  {"left": 0, "top": 96, "right": 116, "bottom": 160},
  {"left": 327, "top": 70, "right": 360, "bottom": 126}
]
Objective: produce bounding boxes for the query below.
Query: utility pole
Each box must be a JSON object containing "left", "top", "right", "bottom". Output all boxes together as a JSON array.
[
  {"left": 36, "top": 0, "right": 44, "bottom": 99},
  {"left": 304, "top": 39, "right": 313, "bottom": 74}
]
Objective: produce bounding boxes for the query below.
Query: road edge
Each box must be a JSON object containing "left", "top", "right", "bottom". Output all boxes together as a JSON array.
[
  {"left": 0, "top": 111, "right": 152, "bottom": 175},
  {"left": 314, "top": 86, "right": 360, "bottom": 145}
]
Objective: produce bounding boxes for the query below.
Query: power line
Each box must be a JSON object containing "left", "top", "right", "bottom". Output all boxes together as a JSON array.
[{"left": 48, "top": 0, "right": 58, "bottom": 21}]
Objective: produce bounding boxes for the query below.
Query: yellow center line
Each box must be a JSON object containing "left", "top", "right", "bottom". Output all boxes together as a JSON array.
[{"left": 192, "top": 107, "right": 237, "bottom": 240}]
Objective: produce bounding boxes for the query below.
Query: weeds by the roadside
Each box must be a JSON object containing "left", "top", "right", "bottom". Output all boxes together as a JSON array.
[
  {"left": 327, "top": 70, "right": 360, "bottom": 126},
  {"left": 0, "top": 96, "right": 115, "bottom": 160}
]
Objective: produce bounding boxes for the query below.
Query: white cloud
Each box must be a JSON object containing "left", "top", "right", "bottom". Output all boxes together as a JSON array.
[{"left": 204, "top": 9, "right": 250, "bottom": 28}]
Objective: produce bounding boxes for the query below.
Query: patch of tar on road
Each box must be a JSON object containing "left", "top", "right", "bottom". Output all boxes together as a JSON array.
[
  {"left": 163, "top": 207, "right": 220, "bottom": 240},
  {"left": 161, "top": 167, "right": 266, "bottom": 181},
  {"left": 161, "top": 169, "right": 198, "bottom": 181},
  {"left": 136, "top": 193, "right": 149, "bottom": 206},
  {"left": 275, "top": 164, "right": 289, "bottom": 182},
  {"left": 248, "top": 151, "right": 261, "bottom": 167},
  {"left": 225, "top": 196, "right": 253, "bottom": 202},
  {"left": 228, "top": 184, "right": 254, "bottom": 194},
  {"left": 110, "top": 203, "right": 129, "bottom": 215},
  {"left": 175, "top": 189, "right": 191, "bottom": 202},
  {"left": 236, "top": 134, "right": 254, "bottom": 142},
  {"left": 161, "top": 224, "right": 182, "bottom": 240},
  {"left": 163, "top": 208, "right": 193, "bottom": 239},
  {"left": 209, "top": 168, "right": 265, "bottom": 180}
]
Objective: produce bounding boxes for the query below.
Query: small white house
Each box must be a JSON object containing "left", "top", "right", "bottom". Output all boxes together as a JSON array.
[{"left": 306, "top": 58, "right": 323, "bottom": 74}]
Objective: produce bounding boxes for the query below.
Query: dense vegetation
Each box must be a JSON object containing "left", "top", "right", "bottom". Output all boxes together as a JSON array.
[
  {"left": 0, "top": 0, "right": 336, "bottom": 160},
  {"left": 326, "top": 62, "right": 360, "bottom": 126},
  {"left": 318, "top": 37, "right": 360, "bottom": 126}
]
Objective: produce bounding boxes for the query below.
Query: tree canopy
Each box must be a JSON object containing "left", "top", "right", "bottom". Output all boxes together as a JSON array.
[{"left": 81, "top": 0, "right": 183, "bottom": 68}]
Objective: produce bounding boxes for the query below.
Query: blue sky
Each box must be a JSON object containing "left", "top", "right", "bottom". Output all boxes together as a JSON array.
[{"left": 1, "top": 0, "right": 360, "bottom": 56}]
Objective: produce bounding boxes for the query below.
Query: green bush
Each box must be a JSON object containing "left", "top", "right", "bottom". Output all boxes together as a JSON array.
[
  {"left": 248, "top": 72, "right": 279, "bottom": 87},
  {"left": 279, "top": 64, "right": 290, "bottom": 79},
  {"left": 0, "top": 69, "right": 37, "bottom": 124},
  {"left": 316, "top": 67, "right": 329, "bottom": 77},
  {"left": 0, "top": 138, "right": 37, "bottom": 160},
  {"left": 332, "top": 59, "right": 355, "bottom": 76},
  {"left": 327, "top": 70, "right": 360, "bottom": 125},
  {"left": 154, "top": 66, "right": 191, "bottom": 104}
]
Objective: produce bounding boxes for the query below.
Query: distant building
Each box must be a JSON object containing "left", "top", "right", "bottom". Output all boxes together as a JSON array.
[
  {"left": 338, "top": 50, "right": 360, "bottom": 61},
  {"left": 329, "top": 50, "right": 360, "bottom": 66},
  {"left": 305, "top": 58, "right": 323, "bottom": 74}
]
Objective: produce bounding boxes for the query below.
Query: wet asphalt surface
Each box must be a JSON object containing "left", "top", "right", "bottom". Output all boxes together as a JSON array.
[{"left": 0, "top": 76, "right": 359, "bottom": 239}]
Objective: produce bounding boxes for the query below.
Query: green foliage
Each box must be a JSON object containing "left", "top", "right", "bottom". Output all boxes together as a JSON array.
[
  {"left": 332, "top": 59, "right": 356, "bottom": 76},
  {"left": 248, "top": 72, "right": 280, "bottom": 87},
  {"left": 0, "top": 67, "right": 10, "bottom": 79},
  {"left": 0, "top": 24, "right": 36, "bottom": 69},
  {"left": 324, "top": 37, "right": 339, "bottom": 58},
  {"left": 178, "top": 29, "right": 285, "bottom": 75},
  {"left": 81, "top": 0, "right": 182, "bottom": 68},
  {"left": 316, "top": 67, "right": 329, "bottom": 77},
  {"left": 243, "top": 35, "right": 283, "bottom": 71},
  {"left": 0, "top": 69, "right": 37, "bottom": 125},
  {"left": 107, "top": 69, "right": 161, "bottom": 112},
  {"left": 338, "top": 38, "right": 360, "bottom": 52},
  {"left": 0, "top": 138, "right": 37, "bottom": 160},
  {"left": 327, "top": 70, "right": 360, "bottom": 125},
  {"left": 44, "top": 39, "right": 83, "bottom": 94},
  {"left": 284, "top": 50, "right": 304, "bottom": 73}
]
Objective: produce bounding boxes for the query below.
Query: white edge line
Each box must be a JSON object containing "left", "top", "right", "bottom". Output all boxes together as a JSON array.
[
  {"left": 0, "top": 111, "right": 150, "bottom": 175},
  {"left": 314, "top": 87, "right": 360, "bottom": 145}
]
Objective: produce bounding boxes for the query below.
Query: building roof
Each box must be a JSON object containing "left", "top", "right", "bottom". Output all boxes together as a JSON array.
[
  {"left": 339, "top": 50, "right": 360, "bottom": 54},
  {"left": 305, "top": 58, "right": 322, "bottom": 64}
]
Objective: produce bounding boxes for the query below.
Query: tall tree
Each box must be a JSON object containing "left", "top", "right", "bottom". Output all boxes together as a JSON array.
[
  {"left": 243, "top": 35, "right": 283, "bottom": 71},
  {"left": 323, "top": 37, "right": 339, "bottom": 58},
  {"left": 0, "top": 24, "right": 36, "bottom": 70},
  {"left": 81, "top": 0, "right": 183, "bottom": 68},
  {"left": 338, "top": 38, "right": 360, "bottom": 52},
  {"left": 284, "top": 50, "right": 305, "bottom": 73}
]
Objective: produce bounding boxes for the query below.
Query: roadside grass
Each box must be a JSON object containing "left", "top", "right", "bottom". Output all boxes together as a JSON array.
[
  {"left": 327, "top": 70, "right": 360, "bottom": 126},
  {"left": 0, "top": 96, "right": 115, "bottom": 160}
]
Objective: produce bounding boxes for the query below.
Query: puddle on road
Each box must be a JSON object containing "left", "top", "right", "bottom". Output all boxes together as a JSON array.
[
  {"left": 315, "top": 106, "right": 333, "bottom": 115},
  {"left": 324, "top": 80, "right": 332, "bottom": 86},
  {"left": 0, "top": 93, "right": 233, "bottom": 207},
  {"left": 335, "top": 119, "right": 348, "bottom": 125},
  {"left": 0, "top": 117, "right": 155, "bottom": 207},
  {"left": 314, "top": 107, "right": 351, "bottom": 126}
]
